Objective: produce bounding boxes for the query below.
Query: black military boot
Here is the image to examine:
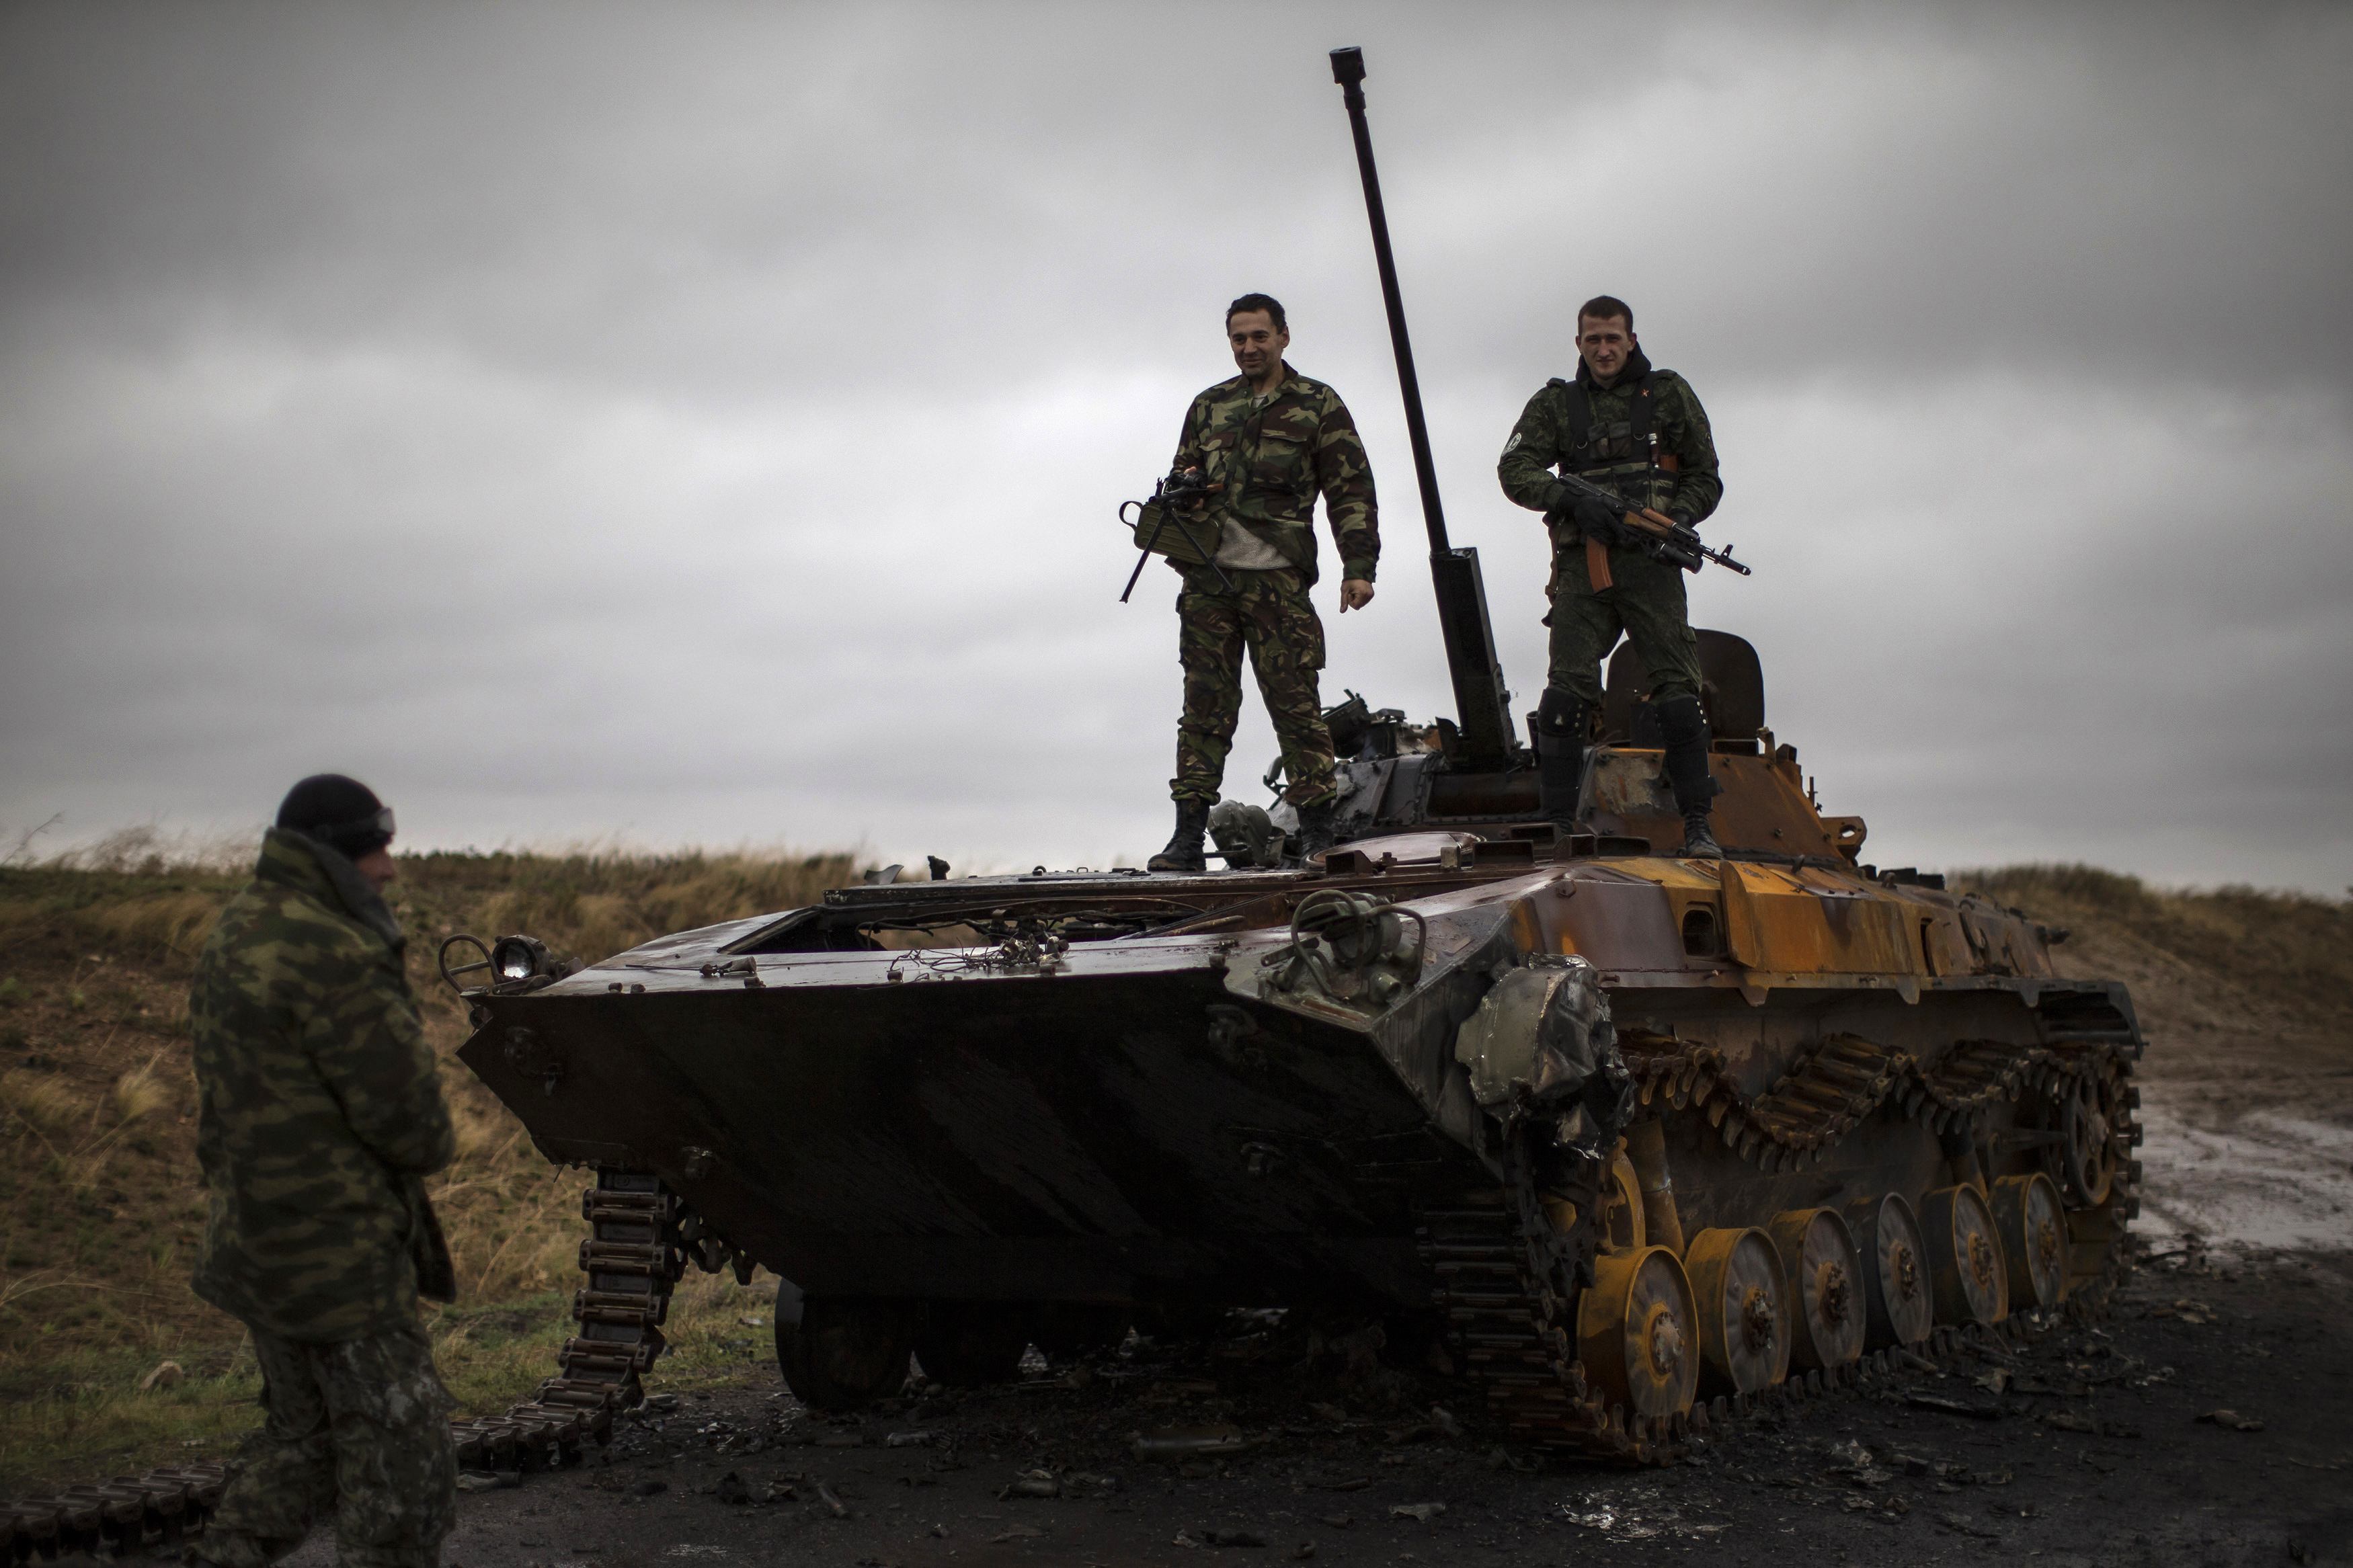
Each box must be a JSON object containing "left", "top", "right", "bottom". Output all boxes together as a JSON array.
[
  {"left": 1679, "top": 811, "right": 1722, "bottom": 860},
  {"left": 1654, "top": 694, "right": 1722, "bottom": 860},
  {"left": 1147, "top": 799, "right": 1211, "bottom": 873},
  {"left": 1293, "top": 797, "right": 1338, "bottom": 860},
  {"left": 1533, "top": 687, "right": 1592, "bottom": 828}
]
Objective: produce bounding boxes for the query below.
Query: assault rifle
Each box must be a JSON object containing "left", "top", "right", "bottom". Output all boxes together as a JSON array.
[
  {"left": 1552, "top": 468, "right": 1751, "bottom": 581},
  {"left": 1117, "top": 468, "right": 1232, "bottom": 601}
]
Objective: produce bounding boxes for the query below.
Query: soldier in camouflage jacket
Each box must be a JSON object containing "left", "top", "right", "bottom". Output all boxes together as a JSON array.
[
  {"left": 1146, "top": 294, "right": 1380, "bottom": 872},
  {"left": 188, "top": 774, "right": 457, "bottom": 1568},
  {"left": 1497, "top": 295, "right": 1728, "bottom": 858}
]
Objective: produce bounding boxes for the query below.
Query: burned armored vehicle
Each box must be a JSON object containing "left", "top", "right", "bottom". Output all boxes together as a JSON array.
[
  {"left": 446, "top": 48, "right": 2143, "bottom": 1465},
  {"left": 451, "top": 628, "right": 2141, "bottom": 1461}
]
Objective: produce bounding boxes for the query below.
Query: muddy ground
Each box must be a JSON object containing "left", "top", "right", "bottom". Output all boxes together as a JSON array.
[
  {"left": 2100, "top": 937, "right": 2353, "bottom": 1258},
  {"left": 262, "top": 1244, "right": 2351, "bottom": 1568}
]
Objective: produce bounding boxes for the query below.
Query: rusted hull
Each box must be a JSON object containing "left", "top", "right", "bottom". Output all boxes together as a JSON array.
[{"left": 461, "top": 856, "right": 2136, "bottom": 1312}]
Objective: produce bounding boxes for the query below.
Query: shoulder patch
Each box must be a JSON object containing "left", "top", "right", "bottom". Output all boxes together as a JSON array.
[{"left": 1503, "top": 431, "right": 1523, "bottom": 455}]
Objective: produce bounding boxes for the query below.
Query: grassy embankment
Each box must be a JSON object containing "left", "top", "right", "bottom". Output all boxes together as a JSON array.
[
  {"left": 2, "top": 848, "right": 2347, "bottom": 1494},
  {"left": 0, "top": 839, "right": 856, "bottom": 1494},
  {"left": 1954, "top": 864, "right": 2353, "bottom": 1083}
]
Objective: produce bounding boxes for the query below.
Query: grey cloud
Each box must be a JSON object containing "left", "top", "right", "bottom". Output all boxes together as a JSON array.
[
  {"left": 1, "top": 1, "right": 2348, "bottom": 891},
  {"left": 8, "top": 5, "right": 2344, "bottom": 391}
]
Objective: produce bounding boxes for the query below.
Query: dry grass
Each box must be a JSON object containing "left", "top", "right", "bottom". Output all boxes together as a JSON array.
[
  {"left": 108, "top": 1058, "right": 172, "bottom": 1126},
  {"left": 1952, "top": 864, "right": 2353, "bottom": 1040},
  {"left": 36, "top": 826, "right": 257, "bottom": 878},
  {"left": 79, "top": 893, "right": 227, "bottom": 966},
  {"left": 0, "top": 1070, "right": 84, "bottom": 1139},
  {"left": 397, "top": 847, "right": 861, "bottom": 968}
]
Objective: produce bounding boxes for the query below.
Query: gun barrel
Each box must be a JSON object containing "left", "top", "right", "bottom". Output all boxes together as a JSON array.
[
  {"left": 1330, "top": 46, "right": 1516, "bottom": 770},
  {"left": 1329, "top": 48, "right": 1445, "bottom": 559}
]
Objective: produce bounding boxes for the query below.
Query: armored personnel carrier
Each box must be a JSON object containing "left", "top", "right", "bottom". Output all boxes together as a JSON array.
[
  {"left": 449, "top": 624, "right": 2141, "bottom": 1462},
  {"left": 442, "top": 47, "right": 2144, "bottom": 1466}
]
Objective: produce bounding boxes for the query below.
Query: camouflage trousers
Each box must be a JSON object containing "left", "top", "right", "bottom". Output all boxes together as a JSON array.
[
  {"left": 1170, "top": 566, "right": 1334, "bottom": 807},
  {"left": 1546, "top": 535, "right": 1704, "bottom": 706},
  {"left": 198, "top": 1319, "right": 454, "bottom": 1568}
]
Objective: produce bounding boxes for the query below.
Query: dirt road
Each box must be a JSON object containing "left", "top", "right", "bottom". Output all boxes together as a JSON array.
[{"left": 255, "top": 1243, "right": 2352, "bottom": 1568}]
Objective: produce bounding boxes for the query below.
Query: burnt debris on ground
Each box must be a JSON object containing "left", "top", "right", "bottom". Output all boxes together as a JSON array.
[{"left": 271, "top": 1241, "right": 2352, "bottom": 1568}]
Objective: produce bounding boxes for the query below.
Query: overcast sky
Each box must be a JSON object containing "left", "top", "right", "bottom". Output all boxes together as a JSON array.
[{"left": 3, "top": 1, "right": 2348, "bottom": 892}]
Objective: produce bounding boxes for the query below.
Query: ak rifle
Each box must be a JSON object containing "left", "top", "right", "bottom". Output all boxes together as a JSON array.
[{"left": 1552, "top": 468, "right": 1752, "bottom": 579}]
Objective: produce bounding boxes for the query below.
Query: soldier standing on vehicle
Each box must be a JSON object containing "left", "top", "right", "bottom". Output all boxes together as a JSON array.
[
  {"left": 1497, "top": 295, "right": 1726, "bottom": 857},
  {"left": 1146, "top": 293, "right": 1381, "bottom": 872},
  {"left": 187, "top": 774, "right": 457, "bottom": 1568}
]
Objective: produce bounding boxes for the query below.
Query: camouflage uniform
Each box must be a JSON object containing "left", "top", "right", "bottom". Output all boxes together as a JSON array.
[
  {"left": 202, "top": 1326, "right": 454, "bottom": 1568},
  {"left": 1166, "top": 364, "right": 1379, "bottom": 805},
  {"left": 1496, "top": 347, "right": 1721, "bottom": 706},
  {"left": 188, "top": 827, "right": 456, "bottom": 1568}
]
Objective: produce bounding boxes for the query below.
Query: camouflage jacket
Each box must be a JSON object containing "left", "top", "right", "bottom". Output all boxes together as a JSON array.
[
  {"left": 1170, "top": 364, "right": 1380, "bottom": 586},
  {"left": 1497, "top": 347, "right": 1722, "bottom": 532},
  {"left": 188, "top": 828, "right": 455, "bottom": 1342}
]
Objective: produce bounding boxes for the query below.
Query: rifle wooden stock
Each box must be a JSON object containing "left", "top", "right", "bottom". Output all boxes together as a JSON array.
[{"left": 1587, "top": 508, "right": 1677, "bottom": 591}]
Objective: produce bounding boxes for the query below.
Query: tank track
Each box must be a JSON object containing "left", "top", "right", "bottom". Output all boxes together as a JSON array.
[
  {"left": 443, "top": 1167, "right": 688, "bottom": 1469},
  {"left": 0, "top": 1467, "right": 229, "bottom": 1565},
  {"left": 1422, "top": 1026, "right": 2142, "bottom": 1465},
  {"left": 0, "top": 1168, "right": 683, "bottom": 1564},
  {"left": 1613, "top": 1030, "right": 2143, "bottom": 1192},
  {"left": 1421, "top": 1155, "right": 1648, "bottom": 1458}
]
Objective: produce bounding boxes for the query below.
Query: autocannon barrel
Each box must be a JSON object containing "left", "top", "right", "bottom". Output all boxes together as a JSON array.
[{"left": 1329, "top": 45, "right": 1517, "bottom": 770}]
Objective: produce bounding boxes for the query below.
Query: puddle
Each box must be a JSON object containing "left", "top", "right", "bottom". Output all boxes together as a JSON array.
[{"left": 2134, "top": 1087, "right": 2353, "bottom": 1252}]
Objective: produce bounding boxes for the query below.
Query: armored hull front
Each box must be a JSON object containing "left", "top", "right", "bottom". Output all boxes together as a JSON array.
[{"left": 461, "top": 905, "right": 1498, "bottom": 1312}]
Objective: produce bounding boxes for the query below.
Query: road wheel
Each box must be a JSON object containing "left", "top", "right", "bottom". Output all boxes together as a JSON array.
[
  {"left": 1576, "top": 1245, "right": 1698, "bottom": 1423},
  {"left": 1685, "top": 1227, "right": 1791, "bottom": 1395},
  {"left": 1993, "top": 1171, "right": 2070, "bottom": 1310},
  {"left": 774, "top": 1297, "right": 916, "bottom": 1411},
  {"left": 1767, "top": 1206, "right": 1866, "bottom": 1371},
  {"left": 1923, "top": 1184, "right": 2009, "bottom": 1325},
  {"left": 914, "top": 1305, "right": 1029, "bottom": 1387},
  {"left": 2055, "top": 1079, "right": 2120, "bottom": 1206},
  {"left": 1853, "top": 1192, "right": 1934, "bottom": 1349}
]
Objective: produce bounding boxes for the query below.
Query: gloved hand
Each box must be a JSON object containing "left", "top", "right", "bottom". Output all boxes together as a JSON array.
[{"left": 1570, "top": 491, "right": 1633, "bottom": 548}]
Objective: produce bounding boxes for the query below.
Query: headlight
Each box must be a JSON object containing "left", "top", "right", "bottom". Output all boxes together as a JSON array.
[{"left": 491, "top": 935, "right": 551, "bottom": 985}]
